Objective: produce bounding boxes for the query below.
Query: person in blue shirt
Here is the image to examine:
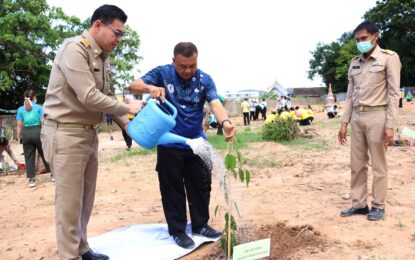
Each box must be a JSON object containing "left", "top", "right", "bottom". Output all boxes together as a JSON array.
[
  {"left": 129, "top": 42, "right": 235, "bottom": 249},
  {"left": 16, "top": 89, "right": 50, "bottom": 188}
]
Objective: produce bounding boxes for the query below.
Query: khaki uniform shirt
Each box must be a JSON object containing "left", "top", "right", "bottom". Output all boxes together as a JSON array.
[
  {"left": 342, "top": 45, "right": 402, "bottom": 128},
  {"left": 43, "top": 30, "right": 129, "bottom": 127}
]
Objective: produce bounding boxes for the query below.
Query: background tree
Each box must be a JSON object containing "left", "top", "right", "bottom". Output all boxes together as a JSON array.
[
  {"left": 109, "top": 25, "right": 142, "bottom": 97},
  {"left": 364, "top": 0, "right": 415, "bottom": 86}
]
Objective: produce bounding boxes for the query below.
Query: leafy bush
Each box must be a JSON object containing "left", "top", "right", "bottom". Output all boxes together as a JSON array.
[{"left": 261, "top": 118, "right": 299, "bottom": 142}]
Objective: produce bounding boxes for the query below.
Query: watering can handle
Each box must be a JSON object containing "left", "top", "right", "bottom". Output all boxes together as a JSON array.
[{"left": 145, "top": 95, "right": 178, "bottom": 119}]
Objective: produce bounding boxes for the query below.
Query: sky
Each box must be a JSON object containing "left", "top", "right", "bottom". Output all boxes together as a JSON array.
[{"left": 47, "top": 0, "right": 378, "bottom": 92}]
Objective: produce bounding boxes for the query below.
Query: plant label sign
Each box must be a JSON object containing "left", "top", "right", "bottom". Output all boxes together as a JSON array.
[{"left": 233, "top": 238, "right": 271, "bottom": 260}]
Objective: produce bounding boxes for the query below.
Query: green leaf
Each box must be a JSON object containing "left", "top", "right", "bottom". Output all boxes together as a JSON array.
[
  {"left": 224, "top": 154, "right": 237, "bottom": 171},
  {"left": 214, "top": 205, "right": 219, "bottom": 217},
  {"left": 238, "top": 168, "right": 245, "bottom": 182},
  {"left": 245, "top": 169, "right": 251, "bottom": 187}
]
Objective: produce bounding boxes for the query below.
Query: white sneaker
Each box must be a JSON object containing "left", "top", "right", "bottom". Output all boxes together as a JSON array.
[
  {"left": 28, "top": 178, "right": 36, "bottom": 188},
  {"left": 51, "top": 174, "right": 55, "bottom": 182}
]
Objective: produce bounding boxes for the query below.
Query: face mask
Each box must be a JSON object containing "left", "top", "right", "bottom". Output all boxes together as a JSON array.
[{"left": 356, "top": 36, "right": 375, "bottom": 53}]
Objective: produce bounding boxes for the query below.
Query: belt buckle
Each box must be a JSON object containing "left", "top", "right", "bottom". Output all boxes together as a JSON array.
[
  {"left": 85, "top": 124, "right": 99, "bottom": 129},
  {"left": 356, "top": 106, "right": 365, "bottom": 112}
]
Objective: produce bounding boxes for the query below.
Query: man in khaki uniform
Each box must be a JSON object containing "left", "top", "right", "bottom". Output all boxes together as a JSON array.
[
  {"left": 338, "top": 21, "right": 401, "bottom": 221},
  {"left": 41, "top": 5, "right": 143, "bottom": 260}
]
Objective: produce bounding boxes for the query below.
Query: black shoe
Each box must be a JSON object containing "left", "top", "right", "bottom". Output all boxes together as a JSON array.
[
  {"left": 367, "top": 207, "right": 385, "bottom": 221},
  {"left": 82, "top": 250, "right": 109, "bottom": 260},
  {"left": 173, "top": 232, "right": 195, "bottom": 249},
  {"left": 340, "top": 205, "right": 369, "bottom": 217},
  {"left": 192, "top": 224, "right": 222, "bottom": 239}
]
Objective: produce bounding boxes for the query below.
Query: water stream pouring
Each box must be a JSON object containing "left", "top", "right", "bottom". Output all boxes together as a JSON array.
[{"left": 127, "top": 97, "right": 190, "bottom": 149}]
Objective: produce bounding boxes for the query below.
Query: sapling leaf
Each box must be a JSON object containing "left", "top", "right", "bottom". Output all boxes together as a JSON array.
[
  {"left": 214, "top": 205, "right": 219, "bottom": 217},
  {"left": 224, "top": 154, "right": 237, "bottom": 170},
  {"left": 238, "top": 168, "right": 244, "bottom": 182}
]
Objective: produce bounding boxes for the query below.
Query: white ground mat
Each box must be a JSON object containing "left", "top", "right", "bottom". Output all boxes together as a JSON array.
[{"left": 89, "top": 223, "right": 220, "bottom": 260}]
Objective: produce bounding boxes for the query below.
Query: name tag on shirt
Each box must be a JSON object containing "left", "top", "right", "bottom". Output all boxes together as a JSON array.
[{"left": 352, "top": 66, "right": 360, "bottom": 69}]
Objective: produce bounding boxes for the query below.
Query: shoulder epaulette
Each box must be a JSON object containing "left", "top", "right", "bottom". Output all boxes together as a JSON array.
[
  {"left": 351, "top": 55, "right": 360, "bottom": 61},
  {"left": 80, "top": 38, "right": 90, "bottom": 48},
  {"left": 381, "top": 49, "right": 395, "bottom": 55}
]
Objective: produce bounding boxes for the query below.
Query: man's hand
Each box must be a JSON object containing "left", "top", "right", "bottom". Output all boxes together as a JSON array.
[
  {"left": 149, "top": 86, "right": 166, "bottom": 102},
  {"left": 338, "top": 123, "right": 348, "bottom": 145},
  {"left": 223, "top": 121, "right": 236, "bottom": 142},
  {"left": 127, "top": 100, "right": 146, "bottom": 115},
  {"left": 384, "top": 127, "right": 394, "bottom": 146}
]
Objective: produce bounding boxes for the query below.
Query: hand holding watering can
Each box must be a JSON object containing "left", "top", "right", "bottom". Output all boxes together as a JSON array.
[{"left": 127, "top": 96, "right": 189, "bottom": 150}]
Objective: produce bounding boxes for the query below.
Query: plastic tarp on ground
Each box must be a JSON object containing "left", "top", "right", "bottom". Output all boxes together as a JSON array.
[{"left": 89, "top": 223, "right": 220, "bottom": 260}]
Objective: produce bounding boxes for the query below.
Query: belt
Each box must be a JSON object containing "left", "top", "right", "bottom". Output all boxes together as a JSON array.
[
  {"left": 44, "top": 119, "right": 99, "bottom": 129},
  {"left": 354, "top": 105, "right": 387, "bottom": 112}
]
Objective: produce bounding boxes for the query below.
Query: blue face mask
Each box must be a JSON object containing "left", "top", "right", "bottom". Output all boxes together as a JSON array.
[{"left": 356, "top": 36, "right": 374, "bottom": 53}]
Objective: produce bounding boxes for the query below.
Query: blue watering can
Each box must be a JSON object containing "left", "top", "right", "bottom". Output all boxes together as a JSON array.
[{"left": 127, "top": 97, "right": 189, "bottom": 150}]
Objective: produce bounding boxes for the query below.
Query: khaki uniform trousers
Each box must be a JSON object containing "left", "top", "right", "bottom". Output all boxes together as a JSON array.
[
  {"left": 41, "top": 123, "right": 99, "bottom": 260},
  {"left": 350, "top": 110, "right": 388, "bottom": 209}
]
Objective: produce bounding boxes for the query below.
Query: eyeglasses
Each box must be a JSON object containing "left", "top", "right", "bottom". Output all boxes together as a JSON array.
[{"left": 101, "top": 20, "right": 125, "bottom": 38}]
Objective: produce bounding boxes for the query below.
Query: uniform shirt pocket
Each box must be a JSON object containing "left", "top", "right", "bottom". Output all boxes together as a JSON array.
[{"left": 368, "top": 64, "right": 386, "bottom": 84}]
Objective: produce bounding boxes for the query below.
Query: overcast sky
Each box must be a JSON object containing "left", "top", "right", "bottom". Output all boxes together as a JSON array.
[{"left": 48, "top": 0, "right": 377, "bottom": 92}]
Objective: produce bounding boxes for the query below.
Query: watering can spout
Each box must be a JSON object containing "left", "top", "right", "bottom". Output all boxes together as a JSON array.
[{"left": 156, "top": 132, "right": 189, "bottom": 146}]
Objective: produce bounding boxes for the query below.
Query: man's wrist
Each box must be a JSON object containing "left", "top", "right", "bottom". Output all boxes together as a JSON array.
[{"left": 221, "top": 119, "right": 232, "bottom": 128}]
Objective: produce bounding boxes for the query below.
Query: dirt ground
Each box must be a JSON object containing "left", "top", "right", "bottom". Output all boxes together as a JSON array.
[{"left": 1, "top": 101, "right": 415, "bottom": 260}]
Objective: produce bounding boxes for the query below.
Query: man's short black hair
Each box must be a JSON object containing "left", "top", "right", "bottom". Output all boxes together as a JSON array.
[
  {"left": 174, "top": 42, "right": 198, "bottom": 57},
  {"left": 354, "top": 21, "right": 379, "bottom": 35},
  {"left": 91, "top": 5, "right": 127, "bottom": 26}
]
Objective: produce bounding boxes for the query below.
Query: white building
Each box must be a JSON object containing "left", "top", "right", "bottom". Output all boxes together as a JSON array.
[{"left": 223, "top": 89, "right": 262, "bottom": 101}]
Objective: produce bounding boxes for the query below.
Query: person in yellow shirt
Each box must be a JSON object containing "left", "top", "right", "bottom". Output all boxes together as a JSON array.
[
  {"left": 298, "top": 106, "right": 312, "bottom": 126},
  {"left": 264, "top": 110, "right": 278, "bottom": 125},
  {"left": 280, "top": 108, "right": 290, "bottom": 120},
  {"left": 241, "top": 98, "right": 250, "bottom": 125},
  {"left": 306, "top": 105, "right": 314, "bottom": 123}
]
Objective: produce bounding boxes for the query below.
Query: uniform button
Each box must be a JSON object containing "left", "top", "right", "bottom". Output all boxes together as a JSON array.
[{"left": 94, "top": 49, "right": 99, "bottom": 54}]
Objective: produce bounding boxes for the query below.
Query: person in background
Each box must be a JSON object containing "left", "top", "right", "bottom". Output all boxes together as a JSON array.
[
  {"left": 249, "top": 100, "right": 256, "bottom": 121},
  {"left": 298, "top": 106, "right": 312, "bottom": 126},
  {"left": 399, "top": 89, "right": 403, "bottom": 108},
  {"left": 306, "top": 105, "right": 314, "bottom": 124},
  {"left": 264, "top": 110, "right": 278, "bottom": 125},
  {"left": 327, "top": 105, "right": 338, "bottom": 118},
  {"left": 241, "top": 98, "right": 250, "bottom": 126},
  {"left": 0, "top": 135, "right": 19, "bottom": 170},
  {"left": 286, "top": 97, "right": 292, "bottom": 109},
  {"left": 261, "top": 98, "right": 267, "bottom": 120},
  {"left": 16, "top": 89, "right": 51, "bottom": 188},
  {"left": 280, "top": 108, "right": 290, "bottom": 120},
  {"left": 406, "top": 91, "right": 413, "bottom": 102},
  {"left": 129, "top": 42, "right": 235, "bottom": 249},
  {"left": 121, "top": 95, "right": 134, "bottom": 150}
]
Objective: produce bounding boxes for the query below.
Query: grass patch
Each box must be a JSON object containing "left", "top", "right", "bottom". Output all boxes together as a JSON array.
[
  {"left": 281, "top": 137, "right": 329, "bottom": 150},
  {"left": 246, "top": 158, "right": 281, "bottom": 168},
  {"left": 207, "top": 132, "right": 262, "bottom": 149},
  {"left": 110, "top": 148, "right": 156, "bottom": 163}
]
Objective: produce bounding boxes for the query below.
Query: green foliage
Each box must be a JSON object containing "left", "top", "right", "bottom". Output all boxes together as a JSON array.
[
  {"left": 207, "top": 132, "right": 262, "bottom": 149},
  {"left": 308, "top": 32, "right": 356, "bottom": 93},
  {"left": 262, "top": 118, "right": 299, "bottom": 142},
  {"left": 0, "top": 0, "right": 86, "bottom": 108},
  {"left": 109, "top": 25, "right": 142, "bottom": 95},
  {"left": 260, "top": 92, "right": 277, "bottom": 99},
  {"left": 364, "top": 0, "right": 415, "bottom": 86}
]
